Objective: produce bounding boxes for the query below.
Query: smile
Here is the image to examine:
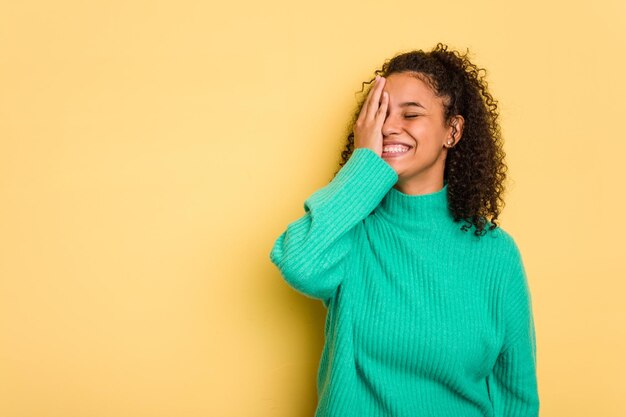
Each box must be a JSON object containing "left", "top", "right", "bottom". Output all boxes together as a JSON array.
[{"left": 382, "top": 144, "right": 412, "bottom": 157}]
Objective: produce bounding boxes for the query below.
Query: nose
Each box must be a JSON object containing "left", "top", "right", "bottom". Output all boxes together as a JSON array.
[{"left": 382, "top": 112, "right": 402, "bottom": 137}]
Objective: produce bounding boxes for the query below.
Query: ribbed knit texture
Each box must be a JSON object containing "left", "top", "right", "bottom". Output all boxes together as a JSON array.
[{"left": 269, "top": 148, "right": 539, "bottom": 417}]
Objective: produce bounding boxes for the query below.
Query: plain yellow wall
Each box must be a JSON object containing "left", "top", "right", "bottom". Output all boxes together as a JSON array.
[{"left": 1, "top": 1, "right": 625, "bottom": 416}]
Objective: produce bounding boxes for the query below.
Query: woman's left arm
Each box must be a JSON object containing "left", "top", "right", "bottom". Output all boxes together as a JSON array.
[{"left": 487, "top": 241, "right": 540, "bottom": 417}]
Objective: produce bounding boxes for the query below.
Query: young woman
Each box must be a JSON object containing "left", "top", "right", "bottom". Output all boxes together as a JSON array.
[{"left": 269, "top": 43, "right": 539, "bottom": 417}]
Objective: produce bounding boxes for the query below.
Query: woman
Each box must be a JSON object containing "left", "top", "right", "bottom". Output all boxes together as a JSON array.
[{"left": 269, "top": 43, "right": 539, "bottom": 417}]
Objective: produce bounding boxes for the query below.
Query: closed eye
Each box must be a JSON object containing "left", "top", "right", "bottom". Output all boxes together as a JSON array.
[{"left": 405, "top": 114, "right": 419, "bottom": 119}]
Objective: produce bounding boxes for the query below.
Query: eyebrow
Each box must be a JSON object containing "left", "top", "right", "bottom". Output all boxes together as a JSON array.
[{"left": 399, "top": 101, "right": 426, "bottom": 109}]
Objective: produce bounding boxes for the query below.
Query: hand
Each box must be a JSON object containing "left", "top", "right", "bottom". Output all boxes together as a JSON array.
[{"left": 353, "top": 75, "right": 388, "bottom": 157}]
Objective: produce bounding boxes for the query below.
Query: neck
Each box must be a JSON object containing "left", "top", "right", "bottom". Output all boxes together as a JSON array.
[
  {"left": 392, "top": 178, "right": 446, "bottom": 196},
  {"left": 374, "top": 180, "right": 454, "bottom": 231}
]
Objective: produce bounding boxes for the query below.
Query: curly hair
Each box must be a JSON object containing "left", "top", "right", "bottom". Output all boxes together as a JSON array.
[{"left": 332, "top": 42, "right": 508, "bottom": 237}]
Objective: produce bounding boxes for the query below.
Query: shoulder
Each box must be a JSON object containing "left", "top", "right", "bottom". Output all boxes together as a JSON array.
[
  {"left": 478, "top": 223, "right": 525, "bottom": 270},
  {"left": 492, "top": 225, "right": 521, "bottom": 252},
  {"left": 489, "top": 227, "right": 530, "bottom": 303}
]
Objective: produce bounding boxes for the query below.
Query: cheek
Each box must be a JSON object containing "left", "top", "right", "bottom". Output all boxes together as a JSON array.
[
  {"left": 409, "top": 141, "right": 442, "bottom": 163},
  {"left": 408, "top": 122, "right": 439, "bottom": 141}
]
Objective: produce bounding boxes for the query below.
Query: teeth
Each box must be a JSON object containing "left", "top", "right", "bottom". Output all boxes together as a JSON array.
[{"left": 383, "top": 145, "right": 410, "bottom": 153}]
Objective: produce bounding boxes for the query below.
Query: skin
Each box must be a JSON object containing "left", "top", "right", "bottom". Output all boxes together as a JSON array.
[{"left": 354, "top": 72, "right": 465, "bottom": 196}]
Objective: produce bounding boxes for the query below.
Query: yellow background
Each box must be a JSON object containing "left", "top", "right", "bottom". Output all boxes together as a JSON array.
[{"left": 1, "top": 1, "right": 625, "bottom": 416}]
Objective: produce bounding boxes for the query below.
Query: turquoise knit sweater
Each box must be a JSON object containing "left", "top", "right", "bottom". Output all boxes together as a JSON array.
[{"left": 269, "top": 148, "right": 539, "bottom": 417}]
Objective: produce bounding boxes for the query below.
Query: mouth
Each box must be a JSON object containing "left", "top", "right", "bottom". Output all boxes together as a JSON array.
[{"left": 381, "top": 144, "right": 413, "bottom": 158}]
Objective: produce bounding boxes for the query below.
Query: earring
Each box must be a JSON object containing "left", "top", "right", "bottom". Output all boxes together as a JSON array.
[{"left": 447, "top": 123, "right": 458, "bottom": 148}]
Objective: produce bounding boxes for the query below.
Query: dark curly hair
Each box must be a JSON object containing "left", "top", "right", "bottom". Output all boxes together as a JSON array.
[{"left": 332, "top": 42, "right": 508, "bottom": 237}]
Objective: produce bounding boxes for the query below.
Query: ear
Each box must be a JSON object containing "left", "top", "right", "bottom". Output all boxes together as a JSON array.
[{"left": 447, "top": 115, "right": 465, "bottom": 146}]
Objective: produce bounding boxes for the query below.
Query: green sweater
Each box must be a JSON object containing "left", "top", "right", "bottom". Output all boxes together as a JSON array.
[{"left": 269, "top": 148, "right": 539, "bottom": 417}]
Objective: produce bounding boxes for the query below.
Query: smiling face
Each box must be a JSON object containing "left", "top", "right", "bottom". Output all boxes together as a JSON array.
[{"left": 381, "top": 72, "right": 464, "bottom": 194}]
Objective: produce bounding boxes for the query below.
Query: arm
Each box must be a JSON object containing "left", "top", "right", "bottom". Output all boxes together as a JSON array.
[
  {"left": 269, "top": 147, "right": 398, "bottom": 304},
  {"left": 488, "top": 242, "right": 540, "bottom": 416}
]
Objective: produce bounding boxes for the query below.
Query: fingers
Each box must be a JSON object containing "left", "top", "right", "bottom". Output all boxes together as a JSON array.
[
  {"left": 376, "top": 91, "right": 389, "bottom": 125},
  {"left": 357, "top": 75, "right": 385, "bottom": 125},
  {"left": 366, "top": 76, "right": 386, "bottom": 120},
  {"left": 363, "top": 75, "right": 380, "bottom": 114}
]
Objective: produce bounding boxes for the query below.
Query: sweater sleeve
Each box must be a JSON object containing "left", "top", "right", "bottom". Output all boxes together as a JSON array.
[
  {"left": 269, "top": 147, "right": 398, "bottom": 304},
  {"left": 488, "top": 241, "right": 540, "bottom": 417}
]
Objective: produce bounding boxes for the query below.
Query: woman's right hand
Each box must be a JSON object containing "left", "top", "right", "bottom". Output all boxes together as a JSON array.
[{"left": 353, "top": 74, "right": 389, "bottom": 157}]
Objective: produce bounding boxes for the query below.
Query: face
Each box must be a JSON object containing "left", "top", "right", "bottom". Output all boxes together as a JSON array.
[{"left": 381, "top": 72, "right": 463, "bottom": 191}]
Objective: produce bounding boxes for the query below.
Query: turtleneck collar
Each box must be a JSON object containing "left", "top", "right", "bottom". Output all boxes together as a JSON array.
[{"left": 373, "top": 180, "right": 454, "bottom": 230}]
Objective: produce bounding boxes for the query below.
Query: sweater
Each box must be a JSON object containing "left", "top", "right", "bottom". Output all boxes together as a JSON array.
[{"left": 269, "top": 147, "right": 539, "bottom": 417}]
